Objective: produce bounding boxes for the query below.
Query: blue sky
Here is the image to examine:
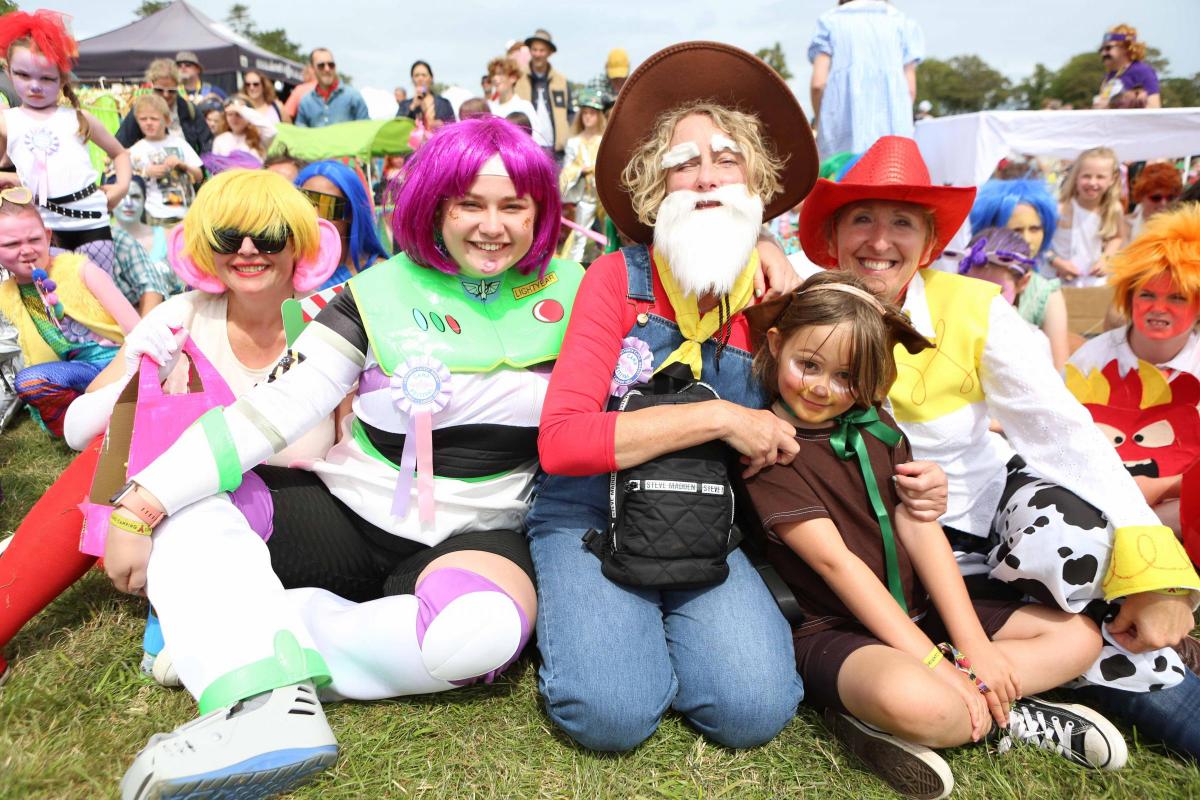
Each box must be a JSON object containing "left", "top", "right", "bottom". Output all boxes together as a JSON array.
[{"left": 67, "top": 0, "right": 1198, "bottom": 113}]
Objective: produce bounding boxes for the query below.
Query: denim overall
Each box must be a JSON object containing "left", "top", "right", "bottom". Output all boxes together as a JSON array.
[{"left": 525, "top": 245, "right": 802, "bottom": 753}]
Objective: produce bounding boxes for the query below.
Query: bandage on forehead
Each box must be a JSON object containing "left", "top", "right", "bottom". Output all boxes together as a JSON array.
[
  {"left": 710, "top": 133, "right": 740, "bottom": 153},
  {"left": 661, "top": 141, "right": 700, "bottom": 169}
]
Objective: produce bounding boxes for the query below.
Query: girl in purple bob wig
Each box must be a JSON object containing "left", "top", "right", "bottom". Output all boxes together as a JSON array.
[{"left": 393, "top": 115, "right": 562, "bottom": 276}]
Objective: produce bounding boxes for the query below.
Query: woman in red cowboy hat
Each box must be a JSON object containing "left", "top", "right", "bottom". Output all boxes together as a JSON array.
[{"left": 799, "top": 135, "right": 1200, "bottom": 759}]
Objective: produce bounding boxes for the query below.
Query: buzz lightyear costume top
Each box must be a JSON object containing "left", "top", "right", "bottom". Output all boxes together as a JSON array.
[{"left": 132, "top": 252, "right": 583, "bottom": 545}]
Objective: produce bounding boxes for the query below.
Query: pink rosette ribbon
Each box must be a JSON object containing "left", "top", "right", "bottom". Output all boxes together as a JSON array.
[
  {"left": 609, "top": 336, "right": 654, "bottom": 397},
  {"left": 390, "top": 356, "right": 452, "bottom": 523}
]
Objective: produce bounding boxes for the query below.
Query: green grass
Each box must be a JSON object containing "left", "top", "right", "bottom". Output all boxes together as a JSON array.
[{"left": 3, "top": 413, "right": 1200, "bottom": 799}]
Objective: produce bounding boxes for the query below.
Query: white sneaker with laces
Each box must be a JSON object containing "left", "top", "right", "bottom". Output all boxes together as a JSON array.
[
  {"left": 120, "top": 681, "right": 338, "bottom": 800},
  {"left": 824, "top": 709, "right": 954, "bottom": 799},
  {"left": 999, "top": 696, "right": 1127, "bottom": 770}
]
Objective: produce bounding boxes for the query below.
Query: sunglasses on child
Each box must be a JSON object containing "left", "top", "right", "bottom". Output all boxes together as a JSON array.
[
  {"left": 210, "top": 228, "right": 291, "bottom": 254},
  {"left": 302, "top": 188, "right": 350, "bottom": 221}
]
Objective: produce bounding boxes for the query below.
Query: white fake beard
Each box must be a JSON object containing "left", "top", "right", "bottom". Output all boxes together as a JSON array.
[{"left": 653, "top": 183, "right": 764, "bottom": 298}]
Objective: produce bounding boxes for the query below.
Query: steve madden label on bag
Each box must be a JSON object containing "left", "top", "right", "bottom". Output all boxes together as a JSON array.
[{"left": 630, "top": 479, "right": 726, "bottom": 495}]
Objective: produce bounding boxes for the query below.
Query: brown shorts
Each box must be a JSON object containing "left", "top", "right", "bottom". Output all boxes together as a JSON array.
[{"left": 793, "top": 599, "right": 1025, "bottom": 713}]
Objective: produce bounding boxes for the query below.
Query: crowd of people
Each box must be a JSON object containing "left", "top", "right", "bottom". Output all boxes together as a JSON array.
[{"left": 0, "top": 5, "right": 1198, "bottom": 800}]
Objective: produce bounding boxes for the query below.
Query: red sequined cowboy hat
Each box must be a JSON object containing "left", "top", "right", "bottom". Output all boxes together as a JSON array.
[{"left": 798, "top": 136, "right": 976, "bottom": 268}]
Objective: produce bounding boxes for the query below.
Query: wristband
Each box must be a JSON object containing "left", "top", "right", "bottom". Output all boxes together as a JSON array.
[
  {"left": 109, "top": 511, "right": 153, "bottom": 537},
  {"left": 938, "top": 642, "right": 991, "bottom": 695},
  {"left": 110, "top": 480, "right": 165, "bottom": 527},
  {"left": 922, "top": 646, "right": 943, "bottom": 669}
]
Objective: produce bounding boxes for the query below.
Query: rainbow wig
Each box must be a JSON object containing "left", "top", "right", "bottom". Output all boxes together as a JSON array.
[
  {"left": 296, "top": 160, "right": 388, "bottom": 273},
  {"left": 183, "top": 169, "right": 321, "bottom": 276},
  {"left": 969, "top": 179, "right": 1058, "bottom": 256},
  {"left": 1109, "top": 204, "right": 1200, "bottom": 319},
  {"left": 392, "top": 116, "right": 560, "bottom": 276},
  {"left": 0, "top": 10, "right": 77, "bottom": 72}
]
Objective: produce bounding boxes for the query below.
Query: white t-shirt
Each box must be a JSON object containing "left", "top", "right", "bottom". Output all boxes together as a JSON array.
[
  {"left": 3, "top": 106, "right": 107, "bottom": 231},
  {"left": 129, "top": 134, "right": 203, "bottom": 220},
  {"left": 1049, "top": 199, "right": 1106, "bottom": 288},
  {"left": 489, "top": 96, "right": 552, "bottom": 148},
  {"left": 147, "top": 291, "right": 335, "bottom": 466}
]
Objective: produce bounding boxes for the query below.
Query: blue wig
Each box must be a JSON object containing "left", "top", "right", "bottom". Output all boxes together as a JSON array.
[
  {"left": 968, "top": 179, "right": 1058, "bottom": 256},
  {"left": 295, "top": 160, "right": 389, "bottom": 272}
]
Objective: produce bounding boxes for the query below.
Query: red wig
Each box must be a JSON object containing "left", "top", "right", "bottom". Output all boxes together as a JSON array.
[{"left": 0, "top": 10, "right": 77, "bottom": 74}]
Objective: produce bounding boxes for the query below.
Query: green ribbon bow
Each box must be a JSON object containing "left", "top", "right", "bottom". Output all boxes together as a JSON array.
[{"left": 829, "top": 406, "right": 908, "bottom": 613}]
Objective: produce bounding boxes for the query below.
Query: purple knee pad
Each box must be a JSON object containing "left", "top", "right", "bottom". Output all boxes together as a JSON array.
[
  {"left": 414, "top": 566, "right": 531, "bottom": 685},
  {"left": 228, "top": 470, "right": 273, "bottom": 541}
]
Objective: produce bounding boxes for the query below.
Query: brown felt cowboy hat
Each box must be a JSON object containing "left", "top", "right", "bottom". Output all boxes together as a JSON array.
[
  {"left": 798, "top": 136, "right": 976, "bottom": 268},
  {"left": 595, "top": 41, "right": 817, "bottom": 245}
]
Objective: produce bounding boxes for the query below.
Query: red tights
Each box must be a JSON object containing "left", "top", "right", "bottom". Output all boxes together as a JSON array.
[{"left": 0, "top": 436, "right": 102, "bottom": 676}]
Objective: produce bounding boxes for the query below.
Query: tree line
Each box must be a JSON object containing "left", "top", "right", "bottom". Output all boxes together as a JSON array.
[{"left": 915, "top": 48, "right": 1199, "bottom": 114}]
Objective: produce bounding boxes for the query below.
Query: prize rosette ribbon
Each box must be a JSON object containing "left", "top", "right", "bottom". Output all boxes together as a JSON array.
[{"left": 390, "top": 356, "right": 452, "bottom": 522}]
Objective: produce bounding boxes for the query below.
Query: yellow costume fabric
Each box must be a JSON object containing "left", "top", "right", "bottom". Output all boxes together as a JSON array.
[
  {"left": 0, "top": 253, "right": 124, "bottom": 367},
  {"left": 889, "top": 268, "right": 994, "bottom": 424}
]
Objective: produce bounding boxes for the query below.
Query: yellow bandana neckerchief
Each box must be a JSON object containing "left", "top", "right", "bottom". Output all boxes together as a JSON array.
[{"left": 652, "top": 248, "right": 759, "bottom": 379}]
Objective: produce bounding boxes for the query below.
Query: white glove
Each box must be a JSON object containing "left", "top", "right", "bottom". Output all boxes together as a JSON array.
[{"left": 122, "top": 315, "right": 189, "bottom": 382}]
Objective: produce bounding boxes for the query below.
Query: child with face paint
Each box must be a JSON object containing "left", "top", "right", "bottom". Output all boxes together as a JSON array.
[
  {"left": 969, "top": 179, "right": 1070, "bottom": 370},
  {"left": 1069, "top": 205, "right": 1200, "bottom": 534},
  {"left": 952, "top": 227, "right": 1063, "bottom": 369},
  {"left": 111, "top": 176, "right": 185, "bottom": 298},
  {"left": 742, "top": 271, "right": 1123, "bottom": 796},
  {"left": 0, "top": 11, "right": 131, "bottom": 276}
]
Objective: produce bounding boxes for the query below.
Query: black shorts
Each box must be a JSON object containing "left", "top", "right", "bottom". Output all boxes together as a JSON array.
[
  {"left": 792, "top": 599, "right": 1025, "bottom": 714},
  {"left": 50, "top": 226, "right": 111, "bottom": 249},
  {"left": 254, "top": 465, "right": 534, "bottom": 602}
]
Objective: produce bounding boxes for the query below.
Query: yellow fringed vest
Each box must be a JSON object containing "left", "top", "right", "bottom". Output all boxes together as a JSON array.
[
  {"left": 888, "top": 269, "right": 999, "bottom": 424},
  {"left": 0, "top": 253, "right": 125, "bottom": 367}
]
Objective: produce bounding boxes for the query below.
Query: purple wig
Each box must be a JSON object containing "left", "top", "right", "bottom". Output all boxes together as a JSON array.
[{"left": 392, "top": 116, "right": 561, "bottom": 276}]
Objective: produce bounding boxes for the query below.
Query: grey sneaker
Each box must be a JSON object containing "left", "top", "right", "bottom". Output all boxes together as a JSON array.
[
  {"left": 120, "top": 681, "right": 338, "bottom": 800},
  {"left": 1000, "top": 697, "right": 1127, "bottom": 770},
  {"left": 824, "top": 709, "right": 953, "bottom": 799}
]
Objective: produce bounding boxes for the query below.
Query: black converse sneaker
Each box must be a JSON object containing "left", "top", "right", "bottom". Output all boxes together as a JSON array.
[
  {"left": 824, "top": 710, "right": 954, "bottom": 799},
  {"left": 1000, "top": 697, "right": 1127, "bottom": 770}
]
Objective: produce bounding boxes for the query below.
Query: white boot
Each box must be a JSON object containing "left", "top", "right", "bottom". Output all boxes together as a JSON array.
[{"left": 120, "top": 681, "right": 337, "bottom": 800}]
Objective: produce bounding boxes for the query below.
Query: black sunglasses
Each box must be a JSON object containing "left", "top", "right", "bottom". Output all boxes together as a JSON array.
[
  {"left": 315, "top": 61, "right": 336, "bottom": 70},
  {"left": 211, "top": 228, "right": 291, "bottom": 254},
  {"left": 1148, "top": 194, "right": 1179, "bottom": 203},
  {"left": 244, "top": 80, "right": 262, "bottom": 87}
]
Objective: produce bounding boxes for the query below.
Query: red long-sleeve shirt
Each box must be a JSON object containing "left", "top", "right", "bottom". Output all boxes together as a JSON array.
[{"left": 538, "top": 249, "right": 754, "bottom": 476}]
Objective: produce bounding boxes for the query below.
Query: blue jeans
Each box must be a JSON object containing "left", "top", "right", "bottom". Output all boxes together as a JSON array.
[
  {"left": 1071, "top": 669, "right": 1200, "bottom": 760},
  {"left": 527, "top": 478, "right": 803, "bottom": 752}
]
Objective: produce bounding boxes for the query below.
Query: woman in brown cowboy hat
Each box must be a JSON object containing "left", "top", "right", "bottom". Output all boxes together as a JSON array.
[
  {"left": 798, "top": 134, "right": 1200, "bottom": 761},
  {"left": 527, "top": 42, "right": 948, "bottom": 757}
]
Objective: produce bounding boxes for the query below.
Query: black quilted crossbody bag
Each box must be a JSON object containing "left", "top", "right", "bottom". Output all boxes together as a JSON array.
[{"left": 583, "top": 377, "right": 740, "bottom": 590}]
